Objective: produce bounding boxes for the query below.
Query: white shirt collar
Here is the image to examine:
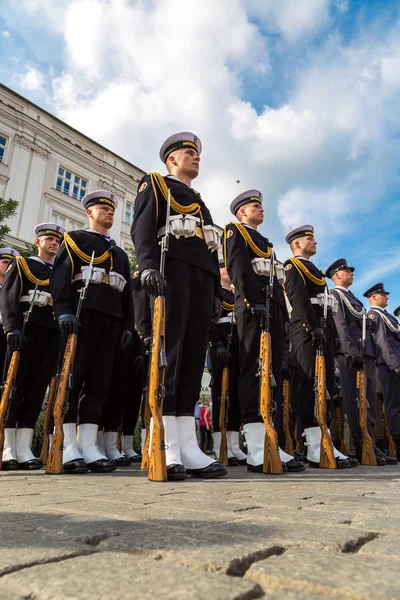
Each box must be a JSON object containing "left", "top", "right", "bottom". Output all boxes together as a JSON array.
[
  {"left": 240, "top": 222, "right": 257, "bottom": 231},
  {"left": 371, "top": 306, "right": 385, "bottom": 312},
  {"left": 166, "top": 174, "right": 192, "bottom": 188},
  {"left": 334, "top": 285, "right": 350, "bottom": 292},
  {"left": 85, "top": 228, "right": 111, "bottom": 240},
  {"left": 294, "top": 255, "right": 310, "bottom": 262}
]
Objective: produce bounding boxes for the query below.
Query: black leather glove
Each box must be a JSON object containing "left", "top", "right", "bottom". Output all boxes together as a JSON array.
[
  {"left": 120, "top": 329, "right": 133, "bottom": 351},
  {"left": 57, "top": 314, "right": 79, "bottom": 335},
  {"left": 284, "top": 321, "right": 290, "bottom": 338},
  {"left": 281, "top": 367, "right": 290, "bottom": 381},
  {"left": 216, "top": 342, "right": 230, "bottom": 367},
  {"left": 311, "top": 327, "right": 326, "bottom": 348},
  {"left": 251, "top": 304, "right": 268, "bottom": 321},
  {"left": 394, "top": 367, "right": 400, "bottom": 376},
  {"left": 210, "top": 297, "right": 222, "bottom": 326},
  {"left": 7, "top": 330, "right": 25, "bottom": 352},
  {"left": 140, "top": 268, "right": 164, "bottom": 297},
  {"left": 350, "top": 353, "right": 363, "bottom": 370},
  {"left": 143, "top": 335, "right": 151, "bottom": 353},
  {"left": 366, "top": 318, "right": 377, "bottom": 334}
]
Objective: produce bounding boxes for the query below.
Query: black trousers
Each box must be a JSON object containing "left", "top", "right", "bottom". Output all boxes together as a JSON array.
[
  {"left": 7, "top": 323, "right": 59, "bottom": 429},
  {"left": 210, "top": 341, "right": 242, "bottom": 432},
  {"left": 337, "top": 354, "right": 376, "bottom": 436},
  {"left": 377, "top": 364, "right": 400, "bottom": 441},
  {"left": 235, "top": 299, "right": 284, "bottom": 424},
  {"left": 163, "top": 259, "right": 214, "bottom": 415},
  {"left": 101, "top": 345, "right": 142, "bottom": 433},
  {"left": 64, "top": 310, "right": 122, "bottom": 425},
  {"left": 0, "top": 327, "right": 8, "bottom": 385},
  {"left": 200, "top": 425, "right": 212, "bottom": 452},
  {"left": 290, "top": 322, "right": 335, "bottom": 429}
]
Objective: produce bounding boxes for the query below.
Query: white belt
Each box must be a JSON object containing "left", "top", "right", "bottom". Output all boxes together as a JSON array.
[
  {"left": 19, "top": 292, "right": 53, "bottom": 307},
  {"left": 73, "top": 269, "right": 127, "bottom": 292},
  {"left": 217, "top": 316, "right": 236, "bottom": 325},
  {"left": 310, "top": 297, "right": 338, "bottom": 313}
]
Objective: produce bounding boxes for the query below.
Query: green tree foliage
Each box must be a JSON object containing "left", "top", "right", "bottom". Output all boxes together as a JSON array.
[
  {"left": 125, "top": 245, "right": 138, "bottom": 274},
  {"left": 16, "top": 242, "right": 38, "bottom": 258},
  {"left": 0, "top": 197, "right": 18, "bottom": 246}
]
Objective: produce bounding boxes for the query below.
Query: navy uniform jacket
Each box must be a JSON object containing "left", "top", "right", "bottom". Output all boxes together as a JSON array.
[
  {"left": 223, "top": 222, "right": 288, "bottom": 318},
  {"left": 51, "top": 230, "right": 133, "bottom": 332},
  {"left": 209, "top": 287, "right": 238, "bottom": 348},
  {"left": 330, "top": 287, "right": 376, "bottom": 359},
  {"left": 0, "top": 256, "right": 58, "bottom": 332},
  {"left": 131, "top": 173, "right": 220, "bottom": 295},
  {"left": 131, "top": 273, "right": 152, "bottom": 341},
  {"left": 368, "top": 307, "right": 400, "bottom": 371},
  {"left": 284, "top": 257, "right": 334, "bottom": 334}
]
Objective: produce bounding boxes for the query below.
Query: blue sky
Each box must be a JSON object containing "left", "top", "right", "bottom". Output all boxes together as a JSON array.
[{"left": 1, "top": 0, "right": 400, "bottom": 311}]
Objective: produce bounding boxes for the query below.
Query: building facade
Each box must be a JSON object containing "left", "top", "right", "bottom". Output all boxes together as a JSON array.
[{"left": 0, "top": 84, "right": 145, "bottom": 251}]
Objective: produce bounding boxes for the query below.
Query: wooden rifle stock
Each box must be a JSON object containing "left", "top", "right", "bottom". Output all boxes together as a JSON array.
[
  {"left": 283, "top": 379, "right": 294, "bottom": 456},
  {"left": 315, "top": 352, "right": 337, "bottom": 469},
  {"left": 259, "top": 331, "right": 283, "bottom": 474},
  {"left": 383, "top": 405, "right": 396, "bottom": 458},
  {"left": 147, "top": 296, "right": 167, "bottom": 482},
  {"left": 141, "top": 389, "right": 151, "bottom": 470},
  {"left": 46, "top": 334, "right": 77, "bottom": 474},
  {"left": 218, "top": 366, "right": 229, "bottom": 466},
  {"left": 356, "top": 369, "right": 376, "bottom": 465},
  {"left": 40, "top": 376, "right": 56, "bottom": 465},
  {"left": 0, "top": 351, "right": 20, "bottom": 470}
]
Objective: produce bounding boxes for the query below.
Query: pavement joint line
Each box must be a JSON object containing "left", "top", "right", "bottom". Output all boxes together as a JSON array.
[
  {"left": 340, "top": 532, "right": 381, "bottom": 554},
  {"left": 0, "top": 548, "right": 98, "bottom": 578}
]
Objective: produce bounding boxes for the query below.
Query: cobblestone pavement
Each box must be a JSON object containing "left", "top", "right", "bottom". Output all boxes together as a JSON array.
[{"left": 0, "top": 464, "right": 399, "bottom": 599}]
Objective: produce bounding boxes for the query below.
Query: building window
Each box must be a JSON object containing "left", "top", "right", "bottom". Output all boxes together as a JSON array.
[
  {"left": 51, "top": 211, "right": 84, "bottom": 232},
  {"left": 0, "top": 136, "right": 7, "bottom": 163},
  {"left": 56, "top": 167, "right": 87, "bottom": 200},
  {"left": 124, "top": 201, "right": 134, "bottom": 225}
]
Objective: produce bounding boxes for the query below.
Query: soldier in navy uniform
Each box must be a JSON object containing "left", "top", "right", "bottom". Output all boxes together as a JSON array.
[
  {"left": 284, "top": 226, "right": 357, "bottom": 468},
  {"left": 0, "top": 224, "right": 64, "bottom": 470},
  {"left": 365, "top": 283, "right": 400, "bottom": 460},
  {"left": 0, "top": 248, "right": 20, "bottom": 384},
  {"left": 131, "top": 132, "right": 226, "bottom": 480},
  {"left": 223, "top": 191, "right": 303, "bottom": 473},
  {"left": 327, "top": 259, "right": 395, "bottom": 465},
  {"left": 209, "top": 258, "right": 246, "bottom": 465},
  {"left": 51, "top": 190, "right": 134, "bottom": 474}
]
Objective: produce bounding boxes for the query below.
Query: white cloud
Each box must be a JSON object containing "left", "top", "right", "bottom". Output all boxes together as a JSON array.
[
  {"left": 15, "top": 64, "right": 46, "bottom": 91},
  {"left": 2, "top": 30, "right": 10, "bottom": 38},
  {"left": 356, "top": 251, "right": 400, "bottom": 288}
]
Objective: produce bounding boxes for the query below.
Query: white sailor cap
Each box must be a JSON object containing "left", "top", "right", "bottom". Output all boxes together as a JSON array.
[
  {"left": 34, "top": 222, "right": 65, "bottom": 239},
  {"left": 230, "top": 189, "right": 263, "bottom": 216},
  {"left": 82, "top": 190, "right": 119, "bottom": 211},
  {"left": 159, "top": 132, "right": 202, "bottom": 163},
  {"left": 0, "top": 248, "right": 20, "bottom": 260},
  {"left": 285, "top": 224, "right": 314, "bottom": 245}
]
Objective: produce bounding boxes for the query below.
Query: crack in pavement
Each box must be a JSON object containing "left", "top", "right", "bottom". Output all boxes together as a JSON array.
[
  {"left": 340, "top": 532, "right": 380, "bottom": 553},
  {"left": 0, "top": 549, "right": 97, "bottom": 578}
]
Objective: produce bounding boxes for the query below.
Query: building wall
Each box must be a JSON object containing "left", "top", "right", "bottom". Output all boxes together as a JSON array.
[{"left": 0, "top": 84, "right": 145, "bottom": 251}]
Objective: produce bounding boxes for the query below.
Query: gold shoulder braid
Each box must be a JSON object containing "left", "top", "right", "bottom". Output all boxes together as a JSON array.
[
  {"left": 230, "top": 222, "right": 272, "bottom": 258},
  {"left": 64, "top": 232, "right": 114, "bottom": 276},
  {"left": 149, "top": 172, "right": 202, "bottom": 222},
  {"left": 290, "top": 258, "right": 326, "bottom": 286},
  {"left": 16, "top": 257, "right": 50, "bottom": 293},
  {"left": 222, "top": 301, "right": 234, "bottom": 311}
]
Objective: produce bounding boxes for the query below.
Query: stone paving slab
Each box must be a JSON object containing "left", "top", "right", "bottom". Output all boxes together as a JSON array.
[{"left": 0, "top": 552, "right": 264, "bottom": 600}]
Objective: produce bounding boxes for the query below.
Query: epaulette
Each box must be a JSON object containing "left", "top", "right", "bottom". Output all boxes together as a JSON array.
[
  {"left": 63, "top": 232, "right": 113, "bottom": 278},
  {"left": 15, "top": 256, "right": 50, "bottom": 296},
  {"left": 147, "top": 172, "right": 201, "bottom": 221},
  {"left": 287, "top": 257, "right": 325, "bottom": 287}
]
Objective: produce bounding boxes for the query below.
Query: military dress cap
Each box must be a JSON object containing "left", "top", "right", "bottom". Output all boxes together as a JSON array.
[
  {"left": 363, "top": 282, "right": 390, "bottom": 298},
  {"left": 0, "top": 248, "right": 20, "bottom": 260},
  {"left": 325, "top": 258, "right": 355, "bottom": 279},
  {"left": 285, "top": 224, "right": 314, "bottom": 244},
  {"left": 82, "top": 190, "right": 119, "bottom": 211},
  {"left": 34, "top": 222, "right": 65, "bottom": 240},
  {"left": 230, "top": 189, "right": 263, "bottom": 216},
  {"left": 394, "top": 306, "right": 400, "bottom": 318},
  {"left": 159, "top": 132, "right": 202, "bottom": 163}
]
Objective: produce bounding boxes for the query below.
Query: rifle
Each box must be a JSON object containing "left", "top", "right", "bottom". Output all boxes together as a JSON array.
[
  {"left": 283, "top": 378, "right": 294, "bottom": 456},
  {"left": 258, "top": 252, "right": 283, "bottom": 474},
  {"left": 0, "top": 284, "right": 39, "bottom": 470},
  {"left": 46, "top": 252, "right": 95, "bottom": 474},
  {"left": 356, "top": 314, "right": 376, "bottom": 465},
  {"left": 383, "top": 405, "right": 396, "bottom": 458},
  {"left": 141, "top": 384, "right": 150, "bottom": 470},
  {"left": 218, "top": 308, "right": 234, "bottom": 467},
  {"left": 314, "top": 287, "right": 337, "bottom": 469},
  {"left": 146, "top": 189, "right": 170, "bottom": 482},
  {"left": 40, "top": 375, "right": 56, "bottom": 465}
]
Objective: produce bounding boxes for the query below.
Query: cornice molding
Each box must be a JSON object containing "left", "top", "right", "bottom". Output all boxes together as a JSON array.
[{"left": 14, "top": 133, "right": 50, "bottom": 159}]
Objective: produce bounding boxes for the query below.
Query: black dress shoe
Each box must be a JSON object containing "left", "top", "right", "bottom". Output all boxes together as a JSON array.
[
  {"left": 228, "top": 456, "right": 239, "bottom": 466},
  {"left": 346, "top": 456, "right": 359, "bottom": 468},
  {"left": 114, "top": 456, "right": 131, "bottom": 467},
  {"left": 130, "top": 454, "right": 142, "bottom": 463},
  {"left": 284, "top": 458, "right": 305, "bottom": 472},
  {"left": 186, "top": 462, "right": 227, "bottom": 478},
  {"left": 18, "top": 458, "right": 43, "bottom": 470},
  {"left": 247, "top": 463, "right": 286, "bottom": 473},
  {"left": 87, "top": 459, "right": 116, "bottom": 473},
  {"left": 63, "top": 459, "right": 88, "bottom": 474},
  {"left": 237, "top": 458, "right": 247, "bottom": 465},
  {"left": 2, "top": 459, "right": 18, "bottom": 471},
  {"left": 375, "top": 447, "right": 397, "bottom": 465},
  {"left": 167, "top": 464, "right": 187, "bottom": 481},
  {"left": 309, "top": 458, "right": 352, "bottom": 469}
]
